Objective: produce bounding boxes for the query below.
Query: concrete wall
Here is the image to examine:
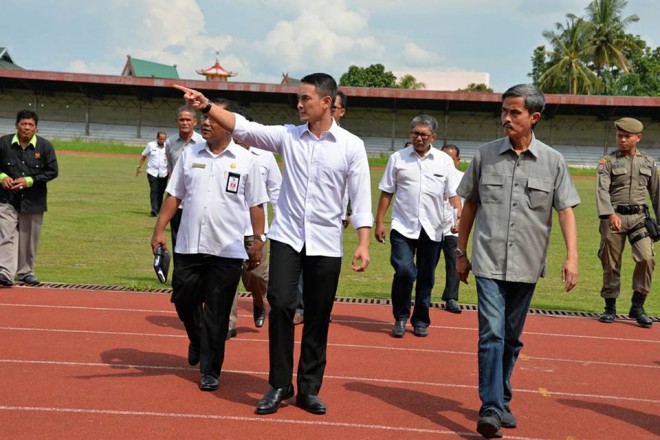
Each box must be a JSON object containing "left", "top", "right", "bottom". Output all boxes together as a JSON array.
[{"left": 1, "top": 86, "right": 658, "bottom": 165}]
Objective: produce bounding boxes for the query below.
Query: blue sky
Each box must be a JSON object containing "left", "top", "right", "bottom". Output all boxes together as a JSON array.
[{"left": 3, "top": 0, "right": 658, "bottom": 92}]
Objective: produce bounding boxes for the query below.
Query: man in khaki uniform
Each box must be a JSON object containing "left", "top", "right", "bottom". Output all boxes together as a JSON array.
[{"left": 596, "top": 117, "right": 658, "bottom": 328}]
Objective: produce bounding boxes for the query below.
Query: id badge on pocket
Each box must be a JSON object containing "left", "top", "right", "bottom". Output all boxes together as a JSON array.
[{"left": 226, "top": 172, "right": 240, "bottom": 193}]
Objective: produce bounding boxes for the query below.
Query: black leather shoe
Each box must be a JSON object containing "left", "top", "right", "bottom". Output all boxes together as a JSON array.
[
  {"left": 21, "top": 274, "right": 39, "bottom": 285},
  {"left": 199, "top": 374, "right": 219, "bottom": 391},
  {"left": 296, "top": 394, "right": 327, "bottom": 415},
  {"left": 0, "top": 273, "right": 14, "bottom": 287},
  {"left": 445, "top": 299, "right": 462, "bottom": 314},
  {"left": 392, "top": 320, "right": 405, "bottom": 338},
  {"left": 413, "top": 325, "right": 429, "bottom": 337},
  {"left": 226, "top": 328, "right": 237, "bottom": 340},
  {"left": 253, "top": 305, "right": 266, "bottom": 328},
  {"left": 187, "top": 342, "right": 200, "bottom": 366},
  {"left": 255, "top": 384, "right": 294, "bottom": 415},
  {"left": 501, "top": 405, "right": 517, "bottom": 428}
]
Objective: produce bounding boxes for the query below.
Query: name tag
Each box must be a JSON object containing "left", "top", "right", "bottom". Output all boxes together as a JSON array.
[
  {"left": 192, "top": 163, "right": 206, "bottom": 169},
  {"left": 226, "top": 172, "right": 240, "bottom": 193}
]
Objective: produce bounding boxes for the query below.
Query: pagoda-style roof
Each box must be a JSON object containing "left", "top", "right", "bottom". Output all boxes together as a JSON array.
[
  {"left": 121, "top": 55, "right": 179, "bottom": 79},
  {"left": 196, "top": 58, "right": 237, "bottom": 82},
  {"left": 281, "top": 72, "right": 301, "bottom": 85},
  {"left": 0, "top": 47, "right": 23, "bottom": 70}
]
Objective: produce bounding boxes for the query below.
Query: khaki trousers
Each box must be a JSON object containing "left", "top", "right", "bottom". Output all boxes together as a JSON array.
[
  {"left": 229, "top": 236, "right": 269, "bottom": 331},
  {"left": 598, "top": 216, "right": 654, "bottom": 298},
  {"left": 0, "top": 203, "right": 43, "bottom": 280}
]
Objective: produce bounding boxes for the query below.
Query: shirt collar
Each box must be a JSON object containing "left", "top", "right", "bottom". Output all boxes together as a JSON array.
[
  {"left": 203, "top": 138, "right": 239, "bottom": 158},
  {"left": 404, "top": 144, "right": 436, "bottom": 159},
  {"left": 298, "top": 119, "right": 339, "bottom": 142},
  {"left": 11, "top": 133, "right": 37, "bottom": 148},
  {"left": 500, "top": 133, "right": 539, "bottom": 158}
]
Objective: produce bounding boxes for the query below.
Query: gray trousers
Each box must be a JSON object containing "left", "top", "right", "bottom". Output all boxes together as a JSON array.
[{"left": 0, "top": 203, "right": 43, "bottom": 280}]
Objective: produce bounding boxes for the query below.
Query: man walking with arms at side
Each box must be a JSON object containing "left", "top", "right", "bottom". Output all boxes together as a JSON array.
[
  {"left": 596, "top": 117, "right": 657, "bottom": 328},
  {"left": 174, "top": 72, "right": 373, "bottom": 416},
  {"left": 136, "top": 131, "right": 168, "bottom": 217},
  {"left": 457, "top": 84, "right": 579, "bottom": 438},
  {"left": 0, "top": 109, "right": 58, "bottom": 287},
  {"left": 375, "top": 115, "right": 461, "bottom": 338}
]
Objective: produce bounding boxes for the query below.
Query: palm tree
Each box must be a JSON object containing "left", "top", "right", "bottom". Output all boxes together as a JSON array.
[
  {"left": 539, "top": 15, "right": 601, "bottom": 94},
  {"left": 396, "top": 74, "right": 426, "bottom": 90},
  {"left": 585, "top": 0, "right": 640, "bottom": 75}
]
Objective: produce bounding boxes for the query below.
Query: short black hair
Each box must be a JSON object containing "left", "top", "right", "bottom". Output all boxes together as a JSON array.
[
  {"left": 301, "top": 73, "right": 337, "bottom": 104},
  {"left": 212, "top": 98, "right": 245, "bottom": 117},
  {"left": 442, "top": 144, "right": 460, "bottom": 157},
  {"left": 336, "top": 90, "right": 347, "bottom": 109},
  {"left": 16, "top": 109, "right": 38, "bottom": 125}
]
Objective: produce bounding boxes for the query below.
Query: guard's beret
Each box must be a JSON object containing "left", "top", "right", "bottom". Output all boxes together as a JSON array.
[{"left": 614, "top": 117, "right": 643, "bottom": 134}]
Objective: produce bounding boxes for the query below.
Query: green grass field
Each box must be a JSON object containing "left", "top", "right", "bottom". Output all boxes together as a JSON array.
[{"left": 34, "top": 141, "right": 658, "bottom": 317}]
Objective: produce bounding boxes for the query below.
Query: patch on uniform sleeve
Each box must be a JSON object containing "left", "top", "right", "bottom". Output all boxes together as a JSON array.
[{"left": 597, "top": 159, "right": 607, "bottom": 174}]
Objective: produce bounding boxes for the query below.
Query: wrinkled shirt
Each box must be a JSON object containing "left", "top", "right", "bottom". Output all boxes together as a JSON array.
[
  {"left": 379, "top": 146, "right": 459, "bottom": 242},
  {"left": 457, "top": 135, "right": 580, "bottom": 283}
]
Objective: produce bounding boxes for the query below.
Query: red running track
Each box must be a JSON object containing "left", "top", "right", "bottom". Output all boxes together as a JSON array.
[{"left": 0, "top": 286, "right": 658, "bottom": 439}]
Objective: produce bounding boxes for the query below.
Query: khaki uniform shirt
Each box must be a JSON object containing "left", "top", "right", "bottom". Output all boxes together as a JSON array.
[
  {"left": 457, "top": 135, "right": 580, "bottom": 283},
  {"left": 596, "top": 149, "right": 660, "bottom": 219}
]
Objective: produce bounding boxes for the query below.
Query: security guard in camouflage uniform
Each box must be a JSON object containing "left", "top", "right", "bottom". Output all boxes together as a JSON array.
[{"left": 596, "top": 117, "right": 658, "bottom": 328}]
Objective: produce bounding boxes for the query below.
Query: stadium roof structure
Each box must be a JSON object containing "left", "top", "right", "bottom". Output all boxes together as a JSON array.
[
  {"left": 0, "top": 68, "right": 658, "bottom": 120},
  {"left": 121, "top": 55, "right": 179, "bottom": 79},
  {"left": 0, "top": 47, "right": 23, "bottom": 70}
]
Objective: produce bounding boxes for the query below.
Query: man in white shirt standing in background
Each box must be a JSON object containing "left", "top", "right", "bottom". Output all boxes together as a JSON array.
[{"left": 136, "top": 131, "right": 168, "bottom": 217}]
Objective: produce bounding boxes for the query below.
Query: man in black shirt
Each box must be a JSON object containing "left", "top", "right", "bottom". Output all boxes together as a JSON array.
[{"left": 0, "top": 109, "right": 59, "bottom": 286}]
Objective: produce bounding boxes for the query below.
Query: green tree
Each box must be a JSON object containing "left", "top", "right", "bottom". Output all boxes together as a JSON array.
[
  {"left": 395, "top": 74, "right": 426, "bottom": 89},
  {"left": 610, "top": 35, "right": 660, "bottom": 96},
  {"left": 457, "top": 83, "right": 493, "bottom": 92},
  {"left": 339, "top": 64, "right": 397, "bottom": 88},
  {"left": 585, "top": 0, "right": 640, "bottom": 76},
  {"left": 538, "top": 14, "right": 601, "bottom": 94}
]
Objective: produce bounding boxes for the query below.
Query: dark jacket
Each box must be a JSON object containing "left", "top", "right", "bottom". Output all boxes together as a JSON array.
[{"left": 0, "top": 133, "right": 59, "bottom": 212}]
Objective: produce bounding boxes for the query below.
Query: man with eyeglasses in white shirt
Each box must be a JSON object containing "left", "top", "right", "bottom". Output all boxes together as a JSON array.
[{"left": 376, "top": 114, "right": 462, "bottom": 338}]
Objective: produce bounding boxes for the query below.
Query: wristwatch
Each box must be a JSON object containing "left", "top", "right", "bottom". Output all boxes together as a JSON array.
[
  {"left": 201, "top": 100, "right": 213, "bottom": 114},
  {"left": 254, "top": 234, "right": 267, "bottom": 242},
  {"left": 455, "top": 248, "right": 467, "bottom": 258}
]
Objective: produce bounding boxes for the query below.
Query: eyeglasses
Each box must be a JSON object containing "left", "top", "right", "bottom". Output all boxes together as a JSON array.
[{"left": 410, "top": 131, "right": 433, "bottom": 139}]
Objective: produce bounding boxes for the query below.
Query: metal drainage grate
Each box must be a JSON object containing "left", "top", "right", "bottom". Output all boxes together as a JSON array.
[{"left": 15, "top": 282, "right": 659, "bottom": 322}]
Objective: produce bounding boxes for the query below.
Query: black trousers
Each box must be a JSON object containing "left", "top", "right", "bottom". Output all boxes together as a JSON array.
[
  {"left": 440, "top": 235, "right": 459, "bottom": 301},
  {"left": 147, "top": 174, "right": 168, "bottom": 214},
  {"left": 171, "top": 253, "right": 242, "bottom": 378},
  {"left": 267, "top": 240, "right": 342, "bottom": 395}
]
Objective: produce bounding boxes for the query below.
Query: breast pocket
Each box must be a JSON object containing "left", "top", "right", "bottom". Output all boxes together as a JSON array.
[
  {"left": 527, "top": 178, "right": 553, "bottom": 210},
  {"left": 639, "top": 166, "right": 652, "bottom": 188},
  {"left": 480, "top": 173, "right": 505, "bottom": 204}
]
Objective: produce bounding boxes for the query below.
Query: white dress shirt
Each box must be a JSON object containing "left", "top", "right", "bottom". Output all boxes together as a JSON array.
[
  {"left": 166, "top": 140, "right": 269, "bottom": 259},
  {"left": 443, "top": 169, "right": 464, "bottom": 237},
  {"left": 232, "top": 114, "right": 373, "bottom": 257},
  {"left": 379, "top": 145, "right": 459, "bottom": 242},
  {"left": 140, "top": 141, "right": 168, "bottom": 178},
  {"left": 244, "top": 147, "right": 282, "bottom": 235}
]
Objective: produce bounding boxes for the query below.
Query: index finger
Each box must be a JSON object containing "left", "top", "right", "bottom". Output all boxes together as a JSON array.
[{"left": 173, "top": 84, "right": 193, "bottom": 94}]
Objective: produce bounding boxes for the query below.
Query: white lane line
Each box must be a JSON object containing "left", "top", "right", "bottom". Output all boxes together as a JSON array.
[
  {"left": 0, "top": 359, "right": 658, "bottom": 405},
  {"left": 1, "top": 302, "right": 656, "bottom": 344},
  {"left": 1, "top": 326, "right": 657, "bottom": 370},
  {"left": 0, "top": 303, "right": 174, "bottom": 314},
  {"left": 0, "top": 405, "right": 550, "bottom": 439}
]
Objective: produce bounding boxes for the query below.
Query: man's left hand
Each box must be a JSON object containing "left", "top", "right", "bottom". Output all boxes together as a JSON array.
[{"left": 246, "top": 240, "right": 264, "bottom": 271}]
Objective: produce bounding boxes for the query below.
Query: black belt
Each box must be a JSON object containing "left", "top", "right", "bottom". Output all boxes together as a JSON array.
[{"left": 615, "top": 205, "right": 645, "bottom": 215}]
